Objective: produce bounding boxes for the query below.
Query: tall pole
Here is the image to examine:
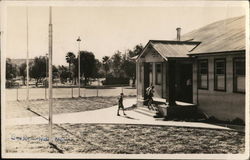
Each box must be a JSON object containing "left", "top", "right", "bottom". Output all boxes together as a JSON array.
[
  {"left": 45, "top": 53, "right": 48, "bottom": 100},
  {"left": 26, "top": 7, "right": 30, "bottom": 109},
  {"left": 48, "top": 6, "right": 53, "bottom": 144},
  {"left": 77, "top": 37, "right": 81, "bottom": 97},
  {"left": 97, "top": 78, "right": 99, "bottom": 97}
]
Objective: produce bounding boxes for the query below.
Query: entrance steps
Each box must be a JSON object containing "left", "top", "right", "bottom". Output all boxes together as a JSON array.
[{"left": 133, "top": 106, "right": 158, "bottom": 118}]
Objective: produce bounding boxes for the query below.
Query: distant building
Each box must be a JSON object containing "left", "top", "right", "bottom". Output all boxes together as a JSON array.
[{"left": 136, "top": 16, "right": 245, "bottom": 122}]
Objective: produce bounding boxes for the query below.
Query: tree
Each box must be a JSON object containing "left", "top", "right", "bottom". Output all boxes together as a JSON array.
[
  {"left": 58, "top": 65, "right": 69, "bottom": 83},
  {"left": 73, "top": 51, "right": 96, "bottom": 85},
  {"left": 6, "top": 58, "right": 17, "bottom": 80},
  {"left": 52, "top": 65, "right": 59, "bottom": 80},
  {"left": 102, "top": 56, "right": 110, "bottom": 78},
  {"left": 111, "top": 50, "right": 122, "bottom": 78},
  {"left": 65, "top": 52, "right": 76, "bottom": 83},
  {"left": 30, "top": 56, "right": 47, "bottom": 87},
  {"left": 122, "top": 44, "right": 144, "bottom": 84},
  {"left": 19, "top": 63, "right": 27, "bottom": 85},
  {"left": 127, "top": 44, "right": 144, "bottom": 58},
  {"left": 93, "top": 59, "right": 103, "bottom": 78}
]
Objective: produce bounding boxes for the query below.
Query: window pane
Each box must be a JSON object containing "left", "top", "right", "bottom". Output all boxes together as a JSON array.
[
  {"left": 201, "top": 75, "right": 207, "bottom": 88},
  {"left": 237, "top": 76, "right": 245, "bottom": 92},
  {"left": 155, "top": 63, "right": 162, "bottom": 85},
  {"left": 217, "top": 75, "right": 225, "bottom": 90},
  {"left": 198, "top": 60, "right": 208, "bottom": 89},
  {"left": 201, "top": 68, "right": 207, "bottom": 74},
  {"left": 234, "top": 58, "right": 245, "bottom": 92},
  {"left": 215, "top": 59, "right": 226, "bottom": 90}
]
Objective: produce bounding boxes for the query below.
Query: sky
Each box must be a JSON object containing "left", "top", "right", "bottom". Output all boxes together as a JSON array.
[{"left": 4, "top": 1, "right": 247, "bottom": 66}]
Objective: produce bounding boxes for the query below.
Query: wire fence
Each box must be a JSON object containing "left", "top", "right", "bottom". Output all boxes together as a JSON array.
[{"left": 6, "top": 85, "right": 136, "bottom": 101}]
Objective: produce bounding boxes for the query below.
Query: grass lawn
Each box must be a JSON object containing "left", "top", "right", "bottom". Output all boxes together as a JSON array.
[
  {"left": 6, "top": 97, "right": 118, "bottom": 119},
  {"left": 5, "top": 123, "right": 245, "bottom": 154}
]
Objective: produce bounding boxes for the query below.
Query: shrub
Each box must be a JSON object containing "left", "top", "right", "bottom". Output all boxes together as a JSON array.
[
  {"left": 230, "top": 117, "right": 245, "bottom": 125},
  {"left": 102, "top": 77, "right": 129, "bottom": 85},
  {"left": 6, "top": 80, "right": 16, "bottom": 88}
]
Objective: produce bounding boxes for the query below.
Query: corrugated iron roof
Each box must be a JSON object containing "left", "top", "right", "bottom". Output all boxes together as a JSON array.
[
  {"left": 137, "top": 16, "right": 245, "bottom": 61},
  {"left": 151, "top": 41, "right": 199, "bottom": 58},
  {"left": 181, "top": 16, "right": 245, "bottom": 54}
]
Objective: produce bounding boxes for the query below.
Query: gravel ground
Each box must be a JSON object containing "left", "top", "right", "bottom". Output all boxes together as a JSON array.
[
  {"left": 5, "top": 97, "right": 118, "bottom": 119},
  {"left": 5, "top": 123, "right": 245, "bottom": 154}
]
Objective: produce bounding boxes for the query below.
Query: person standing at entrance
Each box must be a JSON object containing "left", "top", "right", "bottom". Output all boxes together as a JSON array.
[
  {"left": 117, "top": 93, "right": 126, "bottom": 116},
  {"left": 147, "top": 85, "right": 155, "bottom": 110}
]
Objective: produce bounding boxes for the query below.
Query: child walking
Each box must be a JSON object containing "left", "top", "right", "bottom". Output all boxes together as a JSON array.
[{"left": 117, "top": 93, "right": 126, "bottom": 116}]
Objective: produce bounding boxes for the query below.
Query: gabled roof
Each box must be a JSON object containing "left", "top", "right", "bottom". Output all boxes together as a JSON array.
[
  {"left": 181, "top": 16, "right": 245, "bottom": 55},
  {"left": 137, "top": 16, "right": 245, "bottom": 61},
  {"left": 151, "top": 40, "right": 200, "bottom": 58},
  {"left": 137, "top": 40, "right": 200, "bottom": 61}
]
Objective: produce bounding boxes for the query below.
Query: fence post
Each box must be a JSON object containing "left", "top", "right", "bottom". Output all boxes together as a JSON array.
[
  {"left": 16, "top": 83, "right": 19, "bottom": 101},
  {"left": 97, "top": 78, "right": 99, "bottom": 97},
  {"left": 45, "top": 86, "right": 47, "bottom": 100},
  {"left": 71, "top": 87, "right": 73, "bottom": 98}
]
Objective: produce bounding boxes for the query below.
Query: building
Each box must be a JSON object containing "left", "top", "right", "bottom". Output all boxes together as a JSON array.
[{"left": 136, "top": 16, "right": 246, "bottom": 122}]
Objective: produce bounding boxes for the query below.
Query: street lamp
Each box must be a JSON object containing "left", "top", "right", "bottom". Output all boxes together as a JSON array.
[{"left": 77, "top": 36, "right": 81, "bottom": 97}]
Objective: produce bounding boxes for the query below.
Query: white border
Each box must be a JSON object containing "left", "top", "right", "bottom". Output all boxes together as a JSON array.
[{"left": 1, "top": 0, "right": 249, "bottom": 159}]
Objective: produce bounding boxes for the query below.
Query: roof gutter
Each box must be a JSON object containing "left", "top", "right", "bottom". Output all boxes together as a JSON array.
[{"left": 188, "top": 50, "right": 245, "bottom": 57}]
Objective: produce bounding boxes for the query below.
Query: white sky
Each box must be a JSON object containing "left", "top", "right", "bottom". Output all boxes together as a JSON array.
[{"left": 4, "top": 2, "right": 246, "bottom": 66}]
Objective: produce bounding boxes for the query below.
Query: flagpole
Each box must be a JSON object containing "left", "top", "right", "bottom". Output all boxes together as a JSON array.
[
  {"left": 48, "top": 6, "right": 53, "bottom": 144},
  {"left": 26, "top": 7, "right": 29, "bottom": 109}
]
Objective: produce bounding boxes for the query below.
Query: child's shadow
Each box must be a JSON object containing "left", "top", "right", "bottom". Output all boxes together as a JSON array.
[{"left": 122, "top": 115, "right": 139, "bottom": 120}]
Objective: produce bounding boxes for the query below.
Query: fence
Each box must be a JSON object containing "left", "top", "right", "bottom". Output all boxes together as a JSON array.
[{"left": 6, "top": 85, "right": 136, "bottom": 101}]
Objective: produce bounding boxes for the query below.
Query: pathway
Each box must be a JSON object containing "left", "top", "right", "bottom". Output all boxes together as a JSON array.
[{"left": 5, "top": 98, "right": 232, "bottom": 131}]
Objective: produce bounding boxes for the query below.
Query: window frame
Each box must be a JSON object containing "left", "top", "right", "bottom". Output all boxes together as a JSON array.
[
  {"left": 233, "top": 57, "right": 245, "bottom": 93},
  {"left": 214, "top": 58, "right": 226, "bottom": 92},
  {"left": 198, "top": 59, "right": 209, "bottom": 90}
]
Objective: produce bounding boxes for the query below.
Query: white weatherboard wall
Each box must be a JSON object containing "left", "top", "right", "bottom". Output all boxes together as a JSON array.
[{"left": 195, "top": 54, "right": 245, "bottom": 121}]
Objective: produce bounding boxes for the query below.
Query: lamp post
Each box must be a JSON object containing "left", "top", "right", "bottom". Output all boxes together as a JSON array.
[{"left": 76, "top": 36, "right": 81, "bottom": 97}]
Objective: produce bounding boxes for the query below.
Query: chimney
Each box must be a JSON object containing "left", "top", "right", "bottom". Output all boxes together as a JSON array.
[{"left": 176, "top": 27, "right": 181, "bottom": 41}]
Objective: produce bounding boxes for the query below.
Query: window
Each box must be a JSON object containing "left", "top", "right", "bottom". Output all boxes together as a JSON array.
[
  {"left": 234, "top": 58, "right": 245, "bottom": 93},
  {"left": 214, "top": 59, "right": 226, "bottom": 91},
  {"left": 155, "top": 63, "right": 162, "bottom": 85},
  {"left": 198, "top": 60, "right": 208, "bottom": 89}
]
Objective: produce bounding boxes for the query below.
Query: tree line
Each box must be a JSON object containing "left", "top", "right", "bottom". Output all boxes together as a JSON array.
[{"left": 6, "top": 44, "right": 143, "bottom": 87}]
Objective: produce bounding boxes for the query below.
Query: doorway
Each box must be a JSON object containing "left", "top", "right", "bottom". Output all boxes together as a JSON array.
[{"left": 175, "top": 63, "right": 193, "bottom": 103}]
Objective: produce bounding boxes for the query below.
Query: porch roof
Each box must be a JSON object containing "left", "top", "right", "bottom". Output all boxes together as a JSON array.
[
  {"left": 137, "top": 40, "right": 200, "bottom": 61},
  {"left": 151, "top": 40, "right": 200, "bottom": 58}
]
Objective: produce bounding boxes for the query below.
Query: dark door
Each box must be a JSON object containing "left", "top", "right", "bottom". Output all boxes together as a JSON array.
[{"left": 176, "top": 63, "right": 193, "bottom": 103}]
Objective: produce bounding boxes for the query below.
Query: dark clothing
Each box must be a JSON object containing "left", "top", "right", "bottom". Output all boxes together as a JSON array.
[
  {"left": 118, "top": 96, "right": 123, "bottom": 105},
  {"left": 117, "top": 95, "right": 126, "bottom": 115},
  {"left": 146, "top": 86, "right": 155, "bottom": 110}
]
